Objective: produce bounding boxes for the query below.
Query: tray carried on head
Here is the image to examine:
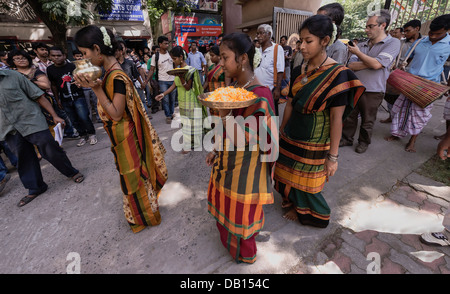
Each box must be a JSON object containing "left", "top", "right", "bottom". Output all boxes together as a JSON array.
[
  {"left": 198, "top": 92, "right": 259, "bottom": 109},
  {"left": 167, "top": 68, "right": 189, "bottom": 76}
]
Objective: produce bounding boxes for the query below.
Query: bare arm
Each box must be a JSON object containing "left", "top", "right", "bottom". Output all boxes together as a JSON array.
[
  {"left": 91, "top": 86, "right": 126, "bottom": 122},
  {"left": 347, "top": 61, "right": 370, "bottom": 72},
  {"left": 155, "top": 82, "right": 176, "bottom": 101},
  {"left": 36, "top": 94, "right": 65, "bottom": 125},
  {"left": 348, "top": 44, "right": 383, "bottom": 70},
  {"left": 280, "top": 97, "right": 293, "bottom": 135},
  {"left": 50, "top": 82, "right": 62, "bottom": 108},
  {"left": 34, "top": 74, "right": 51, "bottom": 90},
  {"left": 325, "top": 105, "right": 346, "bottom": 178}
]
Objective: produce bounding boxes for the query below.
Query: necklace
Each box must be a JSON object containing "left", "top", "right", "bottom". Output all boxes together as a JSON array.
[
  {"left": 237, "top": 74, "right": 255, "bottom": 88},
  {"left": 105, "top": 61, "right": 119, "bottom": 76},
  {"left": 301, "top": 55, "right": 328, "bottom": 85}
]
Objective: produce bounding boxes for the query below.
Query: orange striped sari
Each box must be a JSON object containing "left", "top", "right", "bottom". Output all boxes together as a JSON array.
[
  {"left": 100, "top": 70, "right": 168, "bottom": 233},
  {"left": 208, "top": 85, "right": 277, "bottom": 263}
]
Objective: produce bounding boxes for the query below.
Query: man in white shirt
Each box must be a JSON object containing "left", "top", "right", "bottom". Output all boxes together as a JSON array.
[
  {"left": 149, "top": 36, "right": 176, "bottom": 123},
  {"left": 255, "top": 24, "right": 285, "bottom": 115}
]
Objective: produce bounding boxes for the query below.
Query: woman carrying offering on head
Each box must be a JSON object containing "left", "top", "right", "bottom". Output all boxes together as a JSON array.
[
  {"left": 274, "top": 15, "right": 365, "bottom": 228},
  {"left": 73, "top": 25, "right": 168, "bottom": 233}
]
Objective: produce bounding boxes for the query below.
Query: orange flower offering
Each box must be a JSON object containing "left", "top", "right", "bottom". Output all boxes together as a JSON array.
[{"left": 205, "top": 87, "right": 257, "bottom": 102}]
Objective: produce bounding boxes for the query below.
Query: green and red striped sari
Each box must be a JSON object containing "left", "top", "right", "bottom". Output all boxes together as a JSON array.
[
  {"left": 207, "top": 85, "right": 277, "bottom": 263},
  {"left": 100, "top": 70, "right": 168, "bottom": 233},
  {"left": 274, "top": 64, "right": 364, "bottom": 228}
]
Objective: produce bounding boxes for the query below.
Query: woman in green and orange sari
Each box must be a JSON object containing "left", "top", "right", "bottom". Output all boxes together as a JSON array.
[
  {"left": 74, "top": 25, "right": 168, "bottom": 233},
  {"left": 204, "top": 45, "right": 231, "bottom": 117},
  {"left": 204, "top": 45, "right": 229, "bottom": 93},
  {"left": 274, "top": 15, "right": 365, "bottom": 228}
]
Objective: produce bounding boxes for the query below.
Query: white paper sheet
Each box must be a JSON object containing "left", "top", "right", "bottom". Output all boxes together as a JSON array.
[{"left": 53, "top": 123, "right": 63, "bottom": 146}]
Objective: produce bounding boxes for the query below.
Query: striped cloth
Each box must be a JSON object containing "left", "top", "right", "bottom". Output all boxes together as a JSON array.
[
  {"left": 390, "top": 94, "right": 433, "bottom": 137},
  {"left": 100, "top": 70, "right": 168, "bottom": 233},
  {"left": 274, "top": 64, "right": 364, "bottom": 227},
  {"left": 207, "top": 86, "right": 277, "bottom": 263},
  {"left": 175, "top": 66, "right": 208, "bottom": 150},
  {"left": 444, "top": 95, "right": 450, "bottom": 121}
]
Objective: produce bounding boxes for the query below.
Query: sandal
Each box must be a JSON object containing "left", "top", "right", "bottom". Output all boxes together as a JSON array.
[
  {"left": 71, "top": 173, "right": 84, "bottom": 183},
  {"left": 17, "top": 184, "right": 47, "bottom": 207},
  {"left": 18, "top": 194, "right": 40, "bottom": 207}
]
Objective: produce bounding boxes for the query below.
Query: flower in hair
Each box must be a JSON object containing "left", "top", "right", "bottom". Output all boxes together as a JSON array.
[
  {"left": 328, "top": 23, "right": 337, "bottom": 46},
  {"left": 100, "top": 26, "right": 112, "bottom": 48}
]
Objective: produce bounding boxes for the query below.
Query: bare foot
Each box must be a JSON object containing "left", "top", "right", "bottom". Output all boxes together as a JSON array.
[
  {"left": 384, "top": 135, "right": 400, "bottom": 142},
  {"left": 405, "top": 143, "right": 416, "bottom": 153},
  {"left": 281, "top": 200, "right": 293, "bottom": 208},
  {"left": 283, "top": 208, "right": 298, "bottom": 221}
]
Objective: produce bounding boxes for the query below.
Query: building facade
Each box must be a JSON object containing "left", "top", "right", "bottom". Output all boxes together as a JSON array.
[{"left": 0, "top": 0, "right": 152, "bottom": 55}]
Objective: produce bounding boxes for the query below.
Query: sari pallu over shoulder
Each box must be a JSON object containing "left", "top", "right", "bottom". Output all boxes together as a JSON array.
[
  {"left": 100, "top": 70, "right": 168, "bottom": 233},
  {"left": 290, "top": 64, "right": 365, "bottom": 117}
]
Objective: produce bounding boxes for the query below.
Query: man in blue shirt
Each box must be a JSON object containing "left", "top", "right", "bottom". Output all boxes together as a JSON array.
[
  {"left": 386, "top": 14, "right": 450, "bottom": 153},
  {"left": 186, "top": 42, "right": 207, "bottom": 84}
]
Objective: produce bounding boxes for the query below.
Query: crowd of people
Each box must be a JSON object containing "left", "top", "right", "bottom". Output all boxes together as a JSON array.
[{"left": 0, "top": 2, "right": 449, "bottom": 263}]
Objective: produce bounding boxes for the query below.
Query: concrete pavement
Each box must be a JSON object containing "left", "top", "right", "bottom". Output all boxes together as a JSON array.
[{"left": 0, "top": 96, "right": 448, "bottom": 274}]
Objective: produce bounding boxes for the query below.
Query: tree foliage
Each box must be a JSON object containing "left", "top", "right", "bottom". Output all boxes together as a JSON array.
[{"left": 24, "top": 0, "right": 114, "bottom": 49}]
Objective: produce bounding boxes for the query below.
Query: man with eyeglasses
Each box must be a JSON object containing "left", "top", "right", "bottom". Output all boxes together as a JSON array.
[{"left": 340, "top": 9, "right": 400, "bottom": 154}]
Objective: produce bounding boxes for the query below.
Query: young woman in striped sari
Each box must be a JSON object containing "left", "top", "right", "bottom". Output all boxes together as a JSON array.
[
  {"left": 73, "top": 25, "right": 168, "bottom": 233},
  {"left": 274, "top": 15, "right": 364, "bottom": 228},
  {"left": 204, "top": 45, "right": 229, "bottom": 117},
  {"left": 204, "top": 45, "right": 228, "bottom": 93},
  {"left": 156, "top": 46, "right": 208, "bottom": 154},
  {"left": 205, "top": 33, "right": 277, "bottom": 264}
]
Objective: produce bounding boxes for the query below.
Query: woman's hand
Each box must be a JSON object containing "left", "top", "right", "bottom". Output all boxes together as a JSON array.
[
  {"left": 206, "top": 151, "right": 217, "bottom": 166},
  {"left": 324, "top": 158, "right": 338, "bottom": 181},
  {"left": 73, "top": 73, "right": 102, "bottom": 89}
]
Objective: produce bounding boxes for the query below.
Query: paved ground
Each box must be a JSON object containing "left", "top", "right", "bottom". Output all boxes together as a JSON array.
[{"left": 0, "top": 97, "right": 448, "bottom": 274}]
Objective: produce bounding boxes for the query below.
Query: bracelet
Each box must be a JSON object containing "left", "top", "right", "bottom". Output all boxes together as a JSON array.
[
  {"left": 326, "top": 153, "right": 339, "bottom": 162},
  {"left": 103, "top": 100, "right": 112, "bottom": 108}
]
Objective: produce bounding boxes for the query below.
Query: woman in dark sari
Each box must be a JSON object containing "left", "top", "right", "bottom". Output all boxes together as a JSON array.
[{"left": 274, "top": 15, "right": 365, "bottom": 228}]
